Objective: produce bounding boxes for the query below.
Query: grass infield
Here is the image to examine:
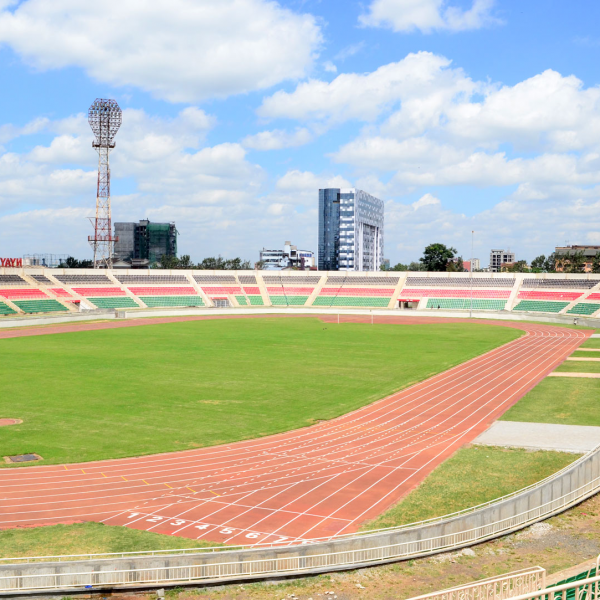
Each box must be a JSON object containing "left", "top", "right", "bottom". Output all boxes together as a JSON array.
[
  {"left": 580, "top": 338, "right": 600, "bottom": 348},
  {"left": 555, "top": 360, "right": 600, "bottom": 373},
  {"left": 0, "top": 318, "right": 521, "bottom": 466},
  {"left": 363, "top": 445, "right": 576, "bottom": 530},
  {"left": 500, "top": 377, "right": 600, "bottom": 426}
]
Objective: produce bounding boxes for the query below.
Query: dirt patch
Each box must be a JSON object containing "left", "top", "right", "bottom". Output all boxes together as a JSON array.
[{"left": 0, "top": 418, "right": 22, "bottom": 426}]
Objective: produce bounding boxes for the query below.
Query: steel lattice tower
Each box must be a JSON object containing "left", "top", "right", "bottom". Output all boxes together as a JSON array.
[{"left": 88, "top": 99, "right": 122, "bottom": 269}]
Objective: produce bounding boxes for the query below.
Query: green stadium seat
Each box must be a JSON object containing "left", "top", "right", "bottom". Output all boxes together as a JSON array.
[
  {"left": 248, "top": 295, "right": 264, "bottom": 305},
  {"left": 426, "top": 298, "right": 506, "bottom": 310},
  {"left": 512, "top": 300, "right": 569, "bottom": 313},
  {"left": 88, "top": 297, "right": 139, "bottom": 309},
  {"left": 270, "top": 296, "right": 309, "bottom": 306},
  {"left": 566, "top": 303, "right": 600, "bottom": 315},
  {"left": 313, "top": 296, "right": 390, "bottom": 307},
  {"left": 235, "top": 295, "right": 248, "bottom": 306},
  {"left": 13, "top": 299, "right": 69, "bottom": 313},
  {"left": 139, "top": 296, "right": 204, "bottom": 308},
  {"left": 0, "top": 301, "right": 17, "bottom": 315}
]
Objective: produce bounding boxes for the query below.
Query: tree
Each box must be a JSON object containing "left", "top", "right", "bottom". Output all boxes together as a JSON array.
[
  {"left": 386, "top": 262, "right": 409, "bottom": 271},
  {"left": 502, "top": 260, "right": 529, "bottom": 273},
  {"left": 420, "top": 243, "right": 456, "bottom": 272},
  {"left": 58, "top": 256, "right": 93, "bottom": 268},
  {"left": 408, "top": 261, "right": 424, "bottom": 271},
  {"left": 196, "top": 256, "right": 252, "bottom": 270},
  {"left": 155, "top": 255, "right": 179, "bottom": 269},
  {"left": 446, "top": 257, "right": 464, "bottom": 272},
  {"left": 562, "top": 251, "right": 586, "bottom": 273},
  {"left": 530, "top": 255, "right": 546, "bottom": 270},
  {"left": 592, "top": 252, "right": 600, "bottom": 274}
]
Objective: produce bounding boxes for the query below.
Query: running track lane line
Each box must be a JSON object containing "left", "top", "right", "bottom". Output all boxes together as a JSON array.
[{"left": 0, "top": 315, "right": 590, "bottom": 546}]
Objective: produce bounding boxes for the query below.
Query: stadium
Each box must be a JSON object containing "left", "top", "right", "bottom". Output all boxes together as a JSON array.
[{"left": 1, "top": 267, "right": 600, "bottom": 599}]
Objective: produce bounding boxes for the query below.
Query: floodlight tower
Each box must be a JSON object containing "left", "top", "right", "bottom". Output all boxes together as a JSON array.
[{"left": 88, "top": 99, "right": 122, "bottom": 269}]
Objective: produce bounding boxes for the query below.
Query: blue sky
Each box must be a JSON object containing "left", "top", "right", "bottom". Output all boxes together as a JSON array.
[{"left": 1, "top": 0, "right": 600, "bottom": 267}]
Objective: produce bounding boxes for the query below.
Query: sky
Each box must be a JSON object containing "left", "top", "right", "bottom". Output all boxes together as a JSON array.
[{"left": 1, "top": 0, "right": 600, "bottom": 268}]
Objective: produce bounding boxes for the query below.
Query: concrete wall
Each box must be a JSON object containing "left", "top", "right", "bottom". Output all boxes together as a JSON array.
[{"left": 1, "top": 445, "right": 598, "bottom": 594}]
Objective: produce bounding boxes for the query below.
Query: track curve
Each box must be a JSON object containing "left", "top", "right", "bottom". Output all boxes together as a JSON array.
[{"left": 0, "top": 315, "right": 591, "bottom": 547}]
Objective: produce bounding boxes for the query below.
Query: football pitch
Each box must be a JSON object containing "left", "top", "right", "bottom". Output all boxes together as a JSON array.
[{"left": 0, "top": 317, "right": 521, "bottom": 465}]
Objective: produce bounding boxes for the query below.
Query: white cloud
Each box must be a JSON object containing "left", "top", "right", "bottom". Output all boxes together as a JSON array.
[
  {"left": 0, "top": 0, "right": 322, "bottom": 102},
  {"left": 275, "top": 170, "right": 351, "bottom": 194},
  {"left": 258, "top": 52, "right": 473, "bottom": 124},
  {"left": 360, "top": 0, "right": 500, "bottom": 33},
  {"left": 242, "top": 128, "right": 313, "bottom": 150}
]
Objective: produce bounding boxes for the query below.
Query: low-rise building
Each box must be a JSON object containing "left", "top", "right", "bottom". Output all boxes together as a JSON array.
[
  {"left": 490, "top": 249, "right": 515, "bottom": 272},
  {"left": 260, "top": 241, "right": 315, "bottom": 270},
  {"left": 555, "top": 245, "right": 600, "bottom": 272},
  {"left": 463, "top": 258, "right": 480, "bottom": 272}
]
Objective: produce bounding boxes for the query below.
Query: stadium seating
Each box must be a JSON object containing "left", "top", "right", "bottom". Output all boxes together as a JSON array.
[
  {"left": 0, "top": 275, "right": 28, "bottom": 285},
  {"left": 513, "top": 300, "right": 569, "bottom": 313},
  {"left": 517, "top": 291, "right": 582, "bottom": 301},
  {"left": 235, "top": 296, "right": 248, "bottom": 306},
  {"left": 139, "top": 296, "right": 204, "bottom": 307},
  {"left": 426, "top": 298, "right": 507, "bottom": 310},
  {"left": 402, "top": 288, "right": 510, "bottom": 299},
  {"left": 325, "top": 276, "right": 400, "bottom": 285},
  {"left": 587, "top": 293, "right": 600, "bottom": 300},
  {"left": 319, "top": 287, "right": 394, "bottom": 297},
  {"left": 248, "top": 296, "right": 264, "bottom": 305},
  {"left": 30, "top": 275, "right": 54, "bottom": 285},
  {"left": 0, "top": 301, "right": 16, "bottom": 315},
  {"left": 522, "top": 278, "right": 600, "bottom": 289},
  {"left": 114, "top": 275, "right": 189, "bottom": 284},
  {"left": 199, "top": 286, "right": 242, "bottom": 295},
  {"left": 271, "top": 296, "right": 309, "bottom": 305},
  {"left": 238, "top": 275, "right": 257, "bottom": 284},
  {"left": 405, "top": 276, "right": 515, "bottom": 287},
  {"left": 55, "top": 274, "right": 112, "bottom": 284},
  {"left": 13, "top": 299, "right": 68, "bottom": 313},
  {"left": 242, "top": 287, "right": 261, "bottom": 295},
  {"left": 87, "top": 297, "right": 139, "bottom": 309},
  {"left": 313, "top": 297, "right": 390, "bottom": 307},
  {"left": 193, "top": 275, "right": 237, "bottom": 284},
  {"left": 72, "top": 287, "right": 126, "bottom": 297},
  {"left": 566, "top": 303, "right": 600, "bottom": 315},
  {"left": 50, "top": 288, "right": 73, "bottom": 298},
  {"left": 263, "top": 275, "right": 322, "bottom": 285},
  {"left": 127, "top": 286, "right": 198, "bottom": 296},
  {"left": 0, "top": 288, "right": 48, "bottom": 299}
]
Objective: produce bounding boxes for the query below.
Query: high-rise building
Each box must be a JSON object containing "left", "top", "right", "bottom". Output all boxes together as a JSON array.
[
  {"left": 114, "top": 220, "right": 178, "bottom": 266},
  {"left": 489, "top": 249, "right": 515, "bottom": 272},
  {"left": 318, "top": 188, "right": 384, "bottom": 271}
]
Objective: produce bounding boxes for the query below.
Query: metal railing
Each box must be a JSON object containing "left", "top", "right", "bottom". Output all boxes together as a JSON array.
[{"left": 406, "top": 567, "right": 546, "bottom": 600}]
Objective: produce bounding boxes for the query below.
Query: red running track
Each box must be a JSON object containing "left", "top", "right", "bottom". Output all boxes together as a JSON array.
[{"left": 0, "top": 315, "right": 591, "bottom": 547}]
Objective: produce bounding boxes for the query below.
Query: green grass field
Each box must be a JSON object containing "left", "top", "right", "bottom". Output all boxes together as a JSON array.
[
  {"left": 581, "top": 338, "right": 600, "bottom": 348},
  {"left": 500, "top": 377, "right": 600, "bottom": 425},
  {"left": 364, "top": 445, "right": 576, "bottom": 530},
  {"left": 0, "top": 522, "right": 217, "bottom": 560},
  {"left": 0, "top": 318, "right": 521, "bottom": 466},
  {"left": 556, "top": 360, "right": 600, "bottom": 373}
]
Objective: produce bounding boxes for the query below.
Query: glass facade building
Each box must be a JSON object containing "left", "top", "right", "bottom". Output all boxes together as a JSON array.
[
  {"left": 114, "top": 220, "right": 178, "bottom": 265},
  {"left": 318, "top": 188, "right": 384, "bottom": 271}
]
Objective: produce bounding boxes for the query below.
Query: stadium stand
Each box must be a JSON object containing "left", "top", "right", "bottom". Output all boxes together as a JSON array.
[
  {"left": 0, "top": 301, "right": 16, "bottom": 315},
  {"left": 315, "top": 285, "right": 395, "bottom": 307},
  {"left": 30, "top": 274, "right": 54, "bottom": 285},
  {"left": 13, "top": 299, "right": 68, "bottom": 313},
  {"left": 402, "top": 288, "right": 511, "bottom": 298},
  {"left": 405, "top": 276, "right": 515, "bottom": 287},
  {"left": 235, "top": 296, "right": 248, "bottom": 306},
  {"left": 127, "top": 286, "right": 198, "bottom": 296},
  {"left": 199, "top": 286, "right": 242, "bottom": 295},
  {"left": 238, "top": 275, "right": 257, "bottom": 284},
  {"left": 0, "top": 288, "right": 48, "bottom": 300},
  {"left": 248, "top": 295, "right": 264, "bottom": 305},
  {"left": 72, "top": 287, "right": 126, "bottom": 297},
  {"left": 55, "top": 274, "right": 112, "bottom": 284},
  {"left": 517, "top": 291, "right": 583, "bottom": 301},
  {"left": 140, "top": 296, "right": 204, "bottom": 307},
  {"left": 88, "top": 297, "right": 139, "bottom": 309},
  {"left": 567, "top": 303, "right": 600, "bottom": 315},
  {"left": 49, "top": 288, "right": 73, "bottom": 298},
  {"left": 0, "top": 274, "right": 28, "bottom": 285},
  {"left": 513, "top": 300, "right": 569, "bottom": 313},
  {"left": 426, "top": 298, "right": 507, "bottom": 310},
  {"left": 262, "top": 275, "right": 322, "bottom": 284},
  {"left": 314, "top": 296, "right": 390, "bottom": 307},
  {"left": 587, "top": 293, "right": 600, "bottom": 301},
  {"left": 114, "top": 274, "right": 189, "bottom": 284},
  {"left": 193, "top": 275, "right": 237, "bottom": 284},
  {"left": 522, "top": 278, "right": 600, "bottom": 289}
]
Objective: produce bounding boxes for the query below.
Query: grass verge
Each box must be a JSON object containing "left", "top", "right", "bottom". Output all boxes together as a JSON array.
[
  {"left": 363, "top": 445, "right": 575, "bottom": 530},
  {"left": 580, "top": 338, "right": 600, "bottom": 348},
  {"left": 0, "top": 318, "right": 520, "bottom": 465},
  {"left": 556, "top": 361, "right": 600, "bottom": 373},
  {"left": 500, "top": 377, "right": 600, "bottom": 425},
  {"left": 0, "top": 522, "right": 218, "bottom": 560}
]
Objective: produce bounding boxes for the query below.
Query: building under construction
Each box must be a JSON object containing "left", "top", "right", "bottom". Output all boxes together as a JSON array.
[{"left": 113, "top": 220, "right": 178, "bottom": 267}]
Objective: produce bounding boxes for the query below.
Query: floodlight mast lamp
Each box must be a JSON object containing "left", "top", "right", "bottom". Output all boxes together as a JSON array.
[{"left": 88, "top": 99, "right": 122, "bottom": 269}]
